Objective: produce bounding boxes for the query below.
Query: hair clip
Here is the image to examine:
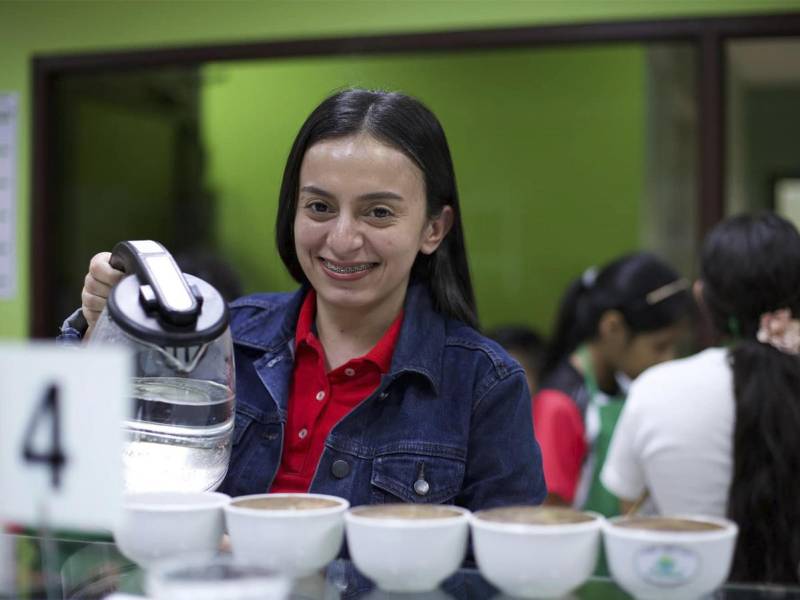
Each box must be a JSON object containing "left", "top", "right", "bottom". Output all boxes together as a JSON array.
[
  {"left": 646, "top": 278, "right": 690, "bottom": 305},
  {"left": 757, "top": 308, "right": 800, "bottom": 355},
  {"left": 581, "top": 266, "right": 598, "bottom": 289}
]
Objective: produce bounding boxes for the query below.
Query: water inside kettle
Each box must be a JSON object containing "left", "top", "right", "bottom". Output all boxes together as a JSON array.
[{"left": 123, "top": 377, "right": 234, "bottom": 493}]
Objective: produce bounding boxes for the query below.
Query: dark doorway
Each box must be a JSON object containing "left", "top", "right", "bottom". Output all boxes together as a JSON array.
[{"left": 49, "top": 68, "right": 215, "bottom": 328}]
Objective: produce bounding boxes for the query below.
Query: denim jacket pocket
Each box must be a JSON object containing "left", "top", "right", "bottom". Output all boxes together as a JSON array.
[{"left": 370, "top": 450, "right": 466, "bottom": 504}]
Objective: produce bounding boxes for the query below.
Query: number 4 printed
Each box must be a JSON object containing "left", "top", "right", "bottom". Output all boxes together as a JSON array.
[{"left": 21, "top": 383, "right": 67, "bottom": 489}]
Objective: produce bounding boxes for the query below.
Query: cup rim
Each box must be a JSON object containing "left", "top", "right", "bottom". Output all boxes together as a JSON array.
[
  {"left": 345, "top": 503, "right": 471, "bottom": 528},
  {"left": 604, "top": 514, "right": 739, "bottom": 541},
  {"left": 225, "top": 492, "right": 350, "bottom": 517},
  {"left": 123, "top": 491, "right": 231, "bottom": 512},
  {"left": 469, "top": 507, "right": 604, "bottom": 534}
]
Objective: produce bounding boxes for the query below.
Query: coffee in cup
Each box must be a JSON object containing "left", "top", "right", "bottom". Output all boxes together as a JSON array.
[
  {"left": 114, "top": 491, "right": 230, "bottom": 568},
  {"left": 224, "top": 493, "right": 349, "bottom": 576},
  {"left": 231, "top": 496, "right": 341, "bottom": 511},
  {"left": 470, "top": 505, "right": 603, "bottom": 598},
  {"left": 603, "top": 515, "right": 738, "bottom": 600},
  {"left": 350, "top": 503, "right": 463, "bottom": 520},
  {"left": 612, "top": 516, "right": 723, "bottom": 532},
  {"left": 476, "top": 505, "right": 596, "bottom": 525},
  {"left": 345, "top": 503, "right": 471, "bottom": 592}
]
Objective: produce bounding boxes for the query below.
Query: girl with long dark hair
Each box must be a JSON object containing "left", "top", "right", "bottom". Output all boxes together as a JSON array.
[
  {"left": 534, "top": 252, "right": 692, "bottom": 515},
  {"left": 602, "top": 212, "right": 800, "bottom": 582},
  {"left": 66, "top": 88, "right": 545, "bottom": 510}
]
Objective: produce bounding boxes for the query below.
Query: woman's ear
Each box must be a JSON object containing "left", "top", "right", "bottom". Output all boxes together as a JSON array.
[
  {"left": 420, "top": 205, "right": 454, "bottom": 255},
  {"left": 598, "top": 309, "right": 627, "bottom": 342}
]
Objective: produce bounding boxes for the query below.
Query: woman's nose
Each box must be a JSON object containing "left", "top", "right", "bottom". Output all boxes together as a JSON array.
[{"left": 327, "top": 214, "right": 364, "bottom": 255}]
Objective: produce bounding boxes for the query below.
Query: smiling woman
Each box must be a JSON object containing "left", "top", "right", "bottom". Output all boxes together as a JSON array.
[{"left": 68, "top": 88, "right": 546, "bottom": 511}]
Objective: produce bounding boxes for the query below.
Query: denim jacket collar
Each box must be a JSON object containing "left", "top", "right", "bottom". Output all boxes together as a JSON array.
[
  {"left": 232, "top": 286, "right": 306, "bottom": 354},
  {"left": 232, "top": 280, "right": 444, "bottom": 395},
  {"left": 387, "top": 282, "right": 444, "bottom": 395}
]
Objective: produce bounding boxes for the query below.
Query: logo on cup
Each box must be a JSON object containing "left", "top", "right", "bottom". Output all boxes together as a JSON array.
[{"left": 635, "top": 545, "right": 699, "bottom": 587}]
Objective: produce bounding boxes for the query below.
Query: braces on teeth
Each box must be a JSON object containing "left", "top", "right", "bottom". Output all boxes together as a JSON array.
[{"left": 324, "top": 261, "right": 373, "bottom": 274}]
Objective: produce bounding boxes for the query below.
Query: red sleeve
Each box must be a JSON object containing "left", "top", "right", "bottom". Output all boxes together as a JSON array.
[{"left": 532, "top": 389, "right": 587, "bottom": 504}]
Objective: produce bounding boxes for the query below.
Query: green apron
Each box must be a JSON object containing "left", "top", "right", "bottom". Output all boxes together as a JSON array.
[
  {"left": 575, "top": 345, "right": 625, "bottom": 518},
  {"left": 575, "top": 346, "right": 625, "bottom": 582}
]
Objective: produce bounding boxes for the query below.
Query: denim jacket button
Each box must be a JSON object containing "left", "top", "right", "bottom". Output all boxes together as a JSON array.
[
  {"left": 331, "top": 459, "right": 351, "bottom": 479},
  {"left": 414, "top": 479, "right": 430, "bottom": 496}
]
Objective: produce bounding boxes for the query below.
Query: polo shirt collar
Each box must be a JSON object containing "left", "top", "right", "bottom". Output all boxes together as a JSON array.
[{"left": 295, "top": 289, "right": 403, "bottom": 375}]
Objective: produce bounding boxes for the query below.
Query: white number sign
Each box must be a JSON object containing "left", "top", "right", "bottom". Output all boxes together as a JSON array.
[{"left": 0, "top": 342, "right": 130, "bottom": 531}]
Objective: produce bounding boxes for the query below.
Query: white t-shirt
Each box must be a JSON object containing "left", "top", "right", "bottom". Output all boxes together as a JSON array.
[{"left": 600, "top": 347, "right": 734, "bottom": 517}]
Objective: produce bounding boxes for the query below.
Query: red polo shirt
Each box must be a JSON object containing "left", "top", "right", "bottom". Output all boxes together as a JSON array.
[{"left": 270, "top": 291, "right": 403, "bottom": 493}]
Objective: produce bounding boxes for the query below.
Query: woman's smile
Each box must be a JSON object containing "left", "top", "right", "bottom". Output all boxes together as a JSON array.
[{"left": 319, "top": 257, "right": 378, "bottom": 279}]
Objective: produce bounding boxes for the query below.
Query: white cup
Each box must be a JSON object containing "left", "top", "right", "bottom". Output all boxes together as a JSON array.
[
  {"left": 345, "top": 503, "right": 470, "bottom": 593},
  {"left": 603, "top": 514, "right": 738, "bottom": 600},
  {"left": 224, "top": 493, "right": 349, "bottom": 577},
  {"left": 113, "top": 491, "right": 230, "bottom": 568},
  {"left": 470, "top": 506, "right": 603, "bottom": 599}
]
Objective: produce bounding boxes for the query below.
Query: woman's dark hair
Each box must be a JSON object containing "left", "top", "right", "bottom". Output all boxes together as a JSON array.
[
  {"left": 542, "top": 252, "right": 691, "bottom": 377},
  {"left": 701, "top": 212, "right": 800, "bottom": 583},
  {"left": 275, "top": 88, "right": 477, "bottom": 328}
]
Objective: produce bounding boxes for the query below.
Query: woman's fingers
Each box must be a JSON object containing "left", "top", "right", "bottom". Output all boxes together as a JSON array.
[
  {"left": 83, "top": 272, "right": 112, "bottom": 299},
  {"left": 89, "top": 252, "right": 125, "bottom": 287},
  {"left": 82, "top": 251, "right": 125, "bottom": 328},
  {"left": 81, "top": 288, "right": 108, "bottom": 313}
]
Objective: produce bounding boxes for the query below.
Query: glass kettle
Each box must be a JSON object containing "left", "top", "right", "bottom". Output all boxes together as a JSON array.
[{"left": 89, "top": 240, "right": 235, "bottom": 493}]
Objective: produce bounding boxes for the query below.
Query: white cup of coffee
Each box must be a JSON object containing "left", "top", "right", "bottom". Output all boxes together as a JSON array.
[
  {"left": 603, "top": 515, "right": 738, "bottom": 600},
  {"left": 470, "top": 505, "right": 603, "bottom": 599},
  {"left": 224, "top": 493, "right": 349, "bottom": 577},
  {"left": 344, "top": 503, "right": 470, "bottom": 593},
  {"left": 113, "top": 491, "right": 230, "bottom": 568}
]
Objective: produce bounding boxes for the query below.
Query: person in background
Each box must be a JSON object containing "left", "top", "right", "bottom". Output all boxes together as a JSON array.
[
  {"left": 486, "top": 325, "right": 545, "bottom": 394},
  {"left": 601, "top": 213, "right": 800, "bottom": 583},
  {"left": 66, "top": 88, "right": 546, "bottom": 511},
  {"left": 534, "top": 252, "right": 692, "bottom": 516}
]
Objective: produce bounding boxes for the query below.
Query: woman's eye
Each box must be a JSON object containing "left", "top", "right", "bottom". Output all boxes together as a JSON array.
[
  {"left": 308, "top": 201, "right": 331, "bottom": 214},
  {"left": 369, "top": 206, "right": 393, "bottom": 219}
]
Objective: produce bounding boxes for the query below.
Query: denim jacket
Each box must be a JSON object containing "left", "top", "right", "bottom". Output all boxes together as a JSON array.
[
  {"left": 219, "top": 282, "right": 546, "bottom": 511},
  {"left": 58, "top": 283, "right": 546, "bottom": 510}
]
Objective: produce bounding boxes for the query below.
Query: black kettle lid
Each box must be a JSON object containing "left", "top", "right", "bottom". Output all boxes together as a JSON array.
[{"left": 106, "top": 241, "right": 229, "bottom": 346}]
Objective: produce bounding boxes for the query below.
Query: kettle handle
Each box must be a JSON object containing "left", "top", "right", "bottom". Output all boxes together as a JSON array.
[{"left": 110, "top": 240, "right": 201, "bottom": 327}]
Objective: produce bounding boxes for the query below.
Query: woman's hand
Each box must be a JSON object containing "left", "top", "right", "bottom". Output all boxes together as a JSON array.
[{"left": 81, "top": 251, "right": 125, "bottom": 338}]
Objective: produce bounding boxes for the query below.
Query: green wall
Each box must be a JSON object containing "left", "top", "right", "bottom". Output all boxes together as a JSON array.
[
  {"left": 202, "top": 46, "right": 644, "bottom": 331},
  {"left": 2, "top": 0, "right": 800, "bottom": 338}
]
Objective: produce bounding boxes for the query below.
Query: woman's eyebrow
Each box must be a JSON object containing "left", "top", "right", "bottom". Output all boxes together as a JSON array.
[
  {"left": 358, "top": 191, "right": 404, "bottom": 202},
  {"left": 300, "top": 186, "right": 403, "bottom": 202},
  {"left": 299, "top": 185, "right": 335, "bottom": 198}
]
